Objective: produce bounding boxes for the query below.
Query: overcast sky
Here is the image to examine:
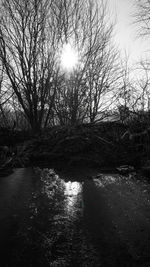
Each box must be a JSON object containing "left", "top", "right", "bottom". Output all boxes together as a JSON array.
[{"left": 107, "top": 0, "right": 150, "bottom": 64}]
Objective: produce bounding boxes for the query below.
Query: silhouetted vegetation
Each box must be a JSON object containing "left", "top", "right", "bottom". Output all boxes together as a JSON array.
[{"left": 0, "top": 116, "right": 148, "bottom": 171}]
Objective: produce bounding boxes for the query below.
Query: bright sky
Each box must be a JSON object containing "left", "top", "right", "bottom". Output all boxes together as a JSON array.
[{"left": 107, "top": 0, "right": 150, "bottom": 64}]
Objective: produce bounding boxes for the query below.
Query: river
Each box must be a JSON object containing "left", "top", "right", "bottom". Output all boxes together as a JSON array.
[{"left": 0, "top": 167, "right": 150, "bottom": 266}]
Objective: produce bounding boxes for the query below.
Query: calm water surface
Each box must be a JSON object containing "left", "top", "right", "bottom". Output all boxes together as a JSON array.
[{"left": 1, "top": 168, "right": 150, "bottom": 266}]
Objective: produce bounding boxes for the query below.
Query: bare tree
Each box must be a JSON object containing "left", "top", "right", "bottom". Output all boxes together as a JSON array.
[
  {"left": 0, "top": 0, "right": 120, "bottom": 129},
  {"left": 134, "top": 0, "right": 150, "bottom": 36},
  {"left": 0, "top": 0, "right": 62, "bottom": 132},
  {"left": 54, "top": 0, "right": 119, "bottom": 125},
  {"left": 131, "top": 1, "right": 150, "bottom": 124},
  {"left": 0, "top": 61, "right": 13, "bottom": 127}
]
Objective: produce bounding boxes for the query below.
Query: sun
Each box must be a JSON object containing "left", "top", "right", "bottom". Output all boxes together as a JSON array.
[{"left": 61, "top": 43, "right": 78, "bottom": 71}]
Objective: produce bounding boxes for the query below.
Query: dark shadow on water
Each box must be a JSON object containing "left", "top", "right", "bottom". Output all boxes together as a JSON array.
[
  {"left": 82, "top": 179, "right": 135, "bottom": 267},
  {"left": 56, "top": 165, "right": 102, "bottom": 182}
]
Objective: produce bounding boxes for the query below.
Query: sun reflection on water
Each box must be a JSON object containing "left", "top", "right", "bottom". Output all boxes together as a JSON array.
[
  {"left": 64, "top": 181, "right": 82, "bottom": 216},
  {"left": 65, "top": 181, "right": 82, "bottom": 196}
]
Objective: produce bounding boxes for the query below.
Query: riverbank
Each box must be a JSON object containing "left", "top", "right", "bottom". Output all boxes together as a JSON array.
[
  {"left": 0, "top": 121, "right": 150, "bottom": 176},
  {"left": 4, "top": 121, "right": 146, "bottom": 169}
]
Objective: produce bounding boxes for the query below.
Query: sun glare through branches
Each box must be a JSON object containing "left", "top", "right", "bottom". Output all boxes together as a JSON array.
[{"left": 60, "top": 43, "right": 79, "bottom": 72}]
